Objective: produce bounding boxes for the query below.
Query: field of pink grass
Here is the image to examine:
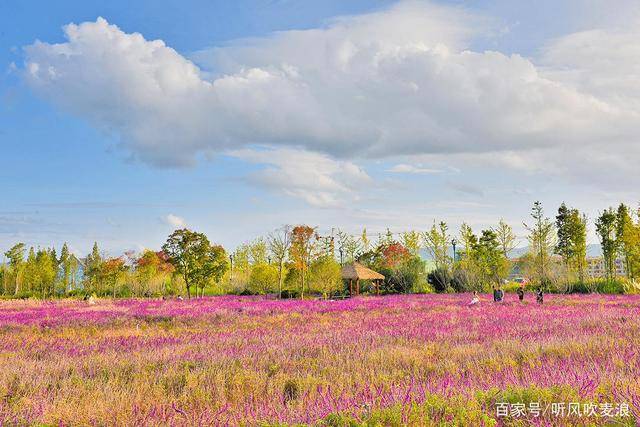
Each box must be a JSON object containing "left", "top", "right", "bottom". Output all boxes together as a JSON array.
[{"left": 0, "top": 293, "right": 639, "bottom": 426}]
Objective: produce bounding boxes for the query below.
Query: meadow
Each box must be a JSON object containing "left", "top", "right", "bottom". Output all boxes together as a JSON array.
[{"left": 0, "top": 294, "right": 638, "bottom": 426}]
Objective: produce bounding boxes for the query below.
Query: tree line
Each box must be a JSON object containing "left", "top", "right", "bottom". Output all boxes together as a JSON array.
[{"left": 1, "top": 201, "right": 639, "bottom": 299}]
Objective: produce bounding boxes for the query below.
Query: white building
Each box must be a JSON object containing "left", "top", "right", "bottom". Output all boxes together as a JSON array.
[{"left": 586, "top": 257, "right": 626, "bottom": 278}]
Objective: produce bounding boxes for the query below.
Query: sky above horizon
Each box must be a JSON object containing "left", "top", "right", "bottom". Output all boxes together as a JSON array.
[{"left": 2, "top": 0, "right": 640, "bottom": 257}]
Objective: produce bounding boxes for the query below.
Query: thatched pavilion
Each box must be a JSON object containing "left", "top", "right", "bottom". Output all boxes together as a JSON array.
[{"left": 341, "top": 262, "right": 385, "bottom": 296}]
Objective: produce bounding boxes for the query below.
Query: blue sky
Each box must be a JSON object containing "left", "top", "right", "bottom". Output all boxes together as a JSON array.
[{"left": 2, "top": 0, "right": 640, "bottom": 256}]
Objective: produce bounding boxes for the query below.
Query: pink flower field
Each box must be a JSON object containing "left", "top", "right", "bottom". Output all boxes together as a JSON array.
[{"left": 0, "top": 294, "right": 639, "bottom": 426}]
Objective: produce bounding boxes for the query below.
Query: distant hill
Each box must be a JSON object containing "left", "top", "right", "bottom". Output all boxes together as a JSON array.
[
  {"left": 419, "top": 244, "right": 602, "bottom": 260},
  {"left": 506, "top": 244, "right": 602, "bottom": 259}
]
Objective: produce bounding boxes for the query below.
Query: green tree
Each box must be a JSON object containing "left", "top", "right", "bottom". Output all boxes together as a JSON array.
[
  {"left": 569, "top": 209, "right": 588, "bottom": 284},
  {"left": 423, "top": 221, "right": 451, "bottom": 272},
  {"left": 230, "top": 243, "right": 251, "bottom": 292},
  {"left": 555, "top": 203, "right": 572, "bottom": 266},
  {"left": 337, "top": 230, "right": 362, "bottom": 264},
  {"left": 248, "top": 263, "right": 279, "bottom": 294},
  {"left": 59, "top": 243, "right": 72, "bottom": 294},
  {"left": 493, "top": 219, "right": 516, "bottom": 258},
  {"left": 615, "top": 203, "right": 640, "bottom": 280},
  {"left": 554, "top": 203, "right": 587, "bottom": 286},
  {"left": 289, "top": 225, "right": 317, "bottom": 299},
  {"left": 308, "top": 256, "right": 342, "bottom": 298},
  {"left": 378, "top": 228, "right": 395, "bottom": 248},
  {"left": 400, "top": 230, "right": 422, "bottom": 257},
  {"left": 35, "top": 248, "right": 57, "bottom": 297},
  {"left": 162, "top": 229, "right": 229, "bottom": 299},
  {"left": 455, "top": 223, "right": 479, "bottom": 290},
  {"left": 84, "top": 242, "right": 104, "bottom": 293},
  {"left": 267, "top": 225, "right": 292, "bottom": 299},
  {"left": 4, "top": 243, "right": 26, "bottom": 295},
  {"left": 596, "top": 208, "right": 619, "bottom": 282},
  {"left": 475, "top": 229, "right": 509, "bottom": 288},
  {"left": 0, "top": 263, "right": 8, "bottom": 295},
  {"left": 101, "top": 257, "right": 128, "bottom": 298},
  {"left": 134, "top": 250, "right": 175, "bottom": 296},
  {"left": 524, "top": 201, "right": 556, "bottom": 288},
  {"left": 248, "top": 238, "right": 268, "bottom": 265},
  {"left": 389, "top": 257, "right": 427, "bottom": 293},
  {"left": 361, "top": 228, "right": 370, "bottom": 253},
  {"left": 22, "top": 247, "right": 37, "bottom": 295}
]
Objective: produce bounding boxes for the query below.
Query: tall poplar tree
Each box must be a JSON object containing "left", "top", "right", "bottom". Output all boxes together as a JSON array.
[
  {"left": 290, "top": 225, "right": 317, "bottom": 299},
  {"left": 493, "top": 219, "right": 516, "bottom": 258},
  {"left": 267, "top": 225, "right": 292, "bottom": 299},
  {"left": 596, "top": 208, "right": 619, "bottom": 282},
  {"left": 524, "top": 201, "right": 555, "bottom": 288},
  {"left": 423, "top": 221, "right": 451, "bottom": 272},
  {"left": 4, "top": 243, "right": 26, "bottom": 295},
  {"left": 615, "top": 203, "right": 640, "bottom": 280},
  {"left": 555, "top": 203, "right": 588, "bottom": 285}
]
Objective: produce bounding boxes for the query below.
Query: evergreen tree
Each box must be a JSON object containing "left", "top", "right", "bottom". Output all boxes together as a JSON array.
[
  {"left": 84, "top": 242, "right": 104, "bottom": 293},
  {"left": 59, "top": 243, "right": 71, "bottom": 294},
  {"left": 475, "top": 229, "right": 508, "bottom": 288},
  {"left": 555, "top": 203, "right": 588, "bottom": 285},
  {"left": 555, "top": 203, "right": 572, "bottom": 266}
]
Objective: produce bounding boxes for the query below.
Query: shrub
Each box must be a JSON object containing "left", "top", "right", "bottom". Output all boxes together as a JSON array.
[
  {"left": 378, "top": 257, "right": 429, "bottom": 294},
  {"left": 427, "top": 268, "right": 450, "bottom": 293},
  {"left": 308, "top": 257, "right": 343, "bottom": 297},
  {"left": 391, "top": 257, "right": 428, "bottom": 293},
  {"left": 449, "top": 269, "right": 472, "bottom": 292},
  {"left": 247, "top": 263, "right": 279, "bottom": 295},
  {"left": 279, "top": 289, "right": 299, "bottom": 299},
  {"left": 502, "top": 281, "right": 523, "bottom": 293},
  {"left": 594, "top": 278, "right": 627, "bottom": 294},
  {"left": 282, "top": 379, "right": 299, "bottom": 403},
  {"left": 14, "top": 291, "right": 37, "bottom": 300}
]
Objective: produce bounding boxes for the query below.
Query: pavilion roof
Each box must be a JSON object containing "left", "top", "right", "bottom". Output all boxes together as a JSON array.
[{"left": 341, "top": 262, "right": 385, "bottom": 280}]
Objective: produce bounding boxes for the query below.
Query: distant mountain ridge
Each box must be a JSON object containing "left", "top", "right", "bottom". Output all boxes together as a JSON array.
[
  {"left": 506, "top": 244, "right": 602, "bottom": 259},
  {"left": 419, "top": 244, "right": 603, "bottom": 261}
]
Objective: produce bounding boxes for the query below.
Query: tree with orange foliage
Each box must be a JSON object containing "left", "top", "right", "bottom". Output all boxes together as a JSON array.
[
  {"left": 289, "top": 225, "right": 318, "bottom": 299},
  {"left": 101, "top": 257, "right": 127, "bottom": 298},
  {"left": 134, "top": 250, "right": 175, "bottom": 296},
  {"left": 381, "top": 242, "right": 411, "bottom": 269}
]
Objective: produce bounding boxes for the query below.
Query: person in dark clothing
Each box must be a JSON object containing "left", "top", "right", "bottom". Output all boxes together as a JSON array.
[
  {"left": 492, "top": 286, "right": 499, "bottom": 302},
  {"left": 536, "top": 288, "right": 544, "bottom": 304},
  {"left": 517, "top": 285, "right": 525, "bottom": 302}
]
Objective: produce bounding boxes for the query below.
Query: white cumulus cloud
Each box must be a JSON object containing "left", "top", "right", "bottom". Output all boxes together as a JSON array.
[
  {"left": 229, "top": 147, "right": 371, "bottom": 208},
  {"left": 162, "top": 214, "right": 186, "bottom": 228},
  {"left": 21, "top": 1, "right": 640, "bottom": 190}
]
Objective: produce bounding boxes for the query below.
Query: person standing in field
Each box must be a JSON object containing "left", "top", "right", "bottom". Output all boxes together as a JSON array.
[
  {"left": 517, "top": 285, "right": 525, "bottom": 302},
  {"left": 536, "top": 288, "right": 544, "bottom": 304},
  {"left": 492, "top": 286, "right": 499, "bottom": 302}
]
